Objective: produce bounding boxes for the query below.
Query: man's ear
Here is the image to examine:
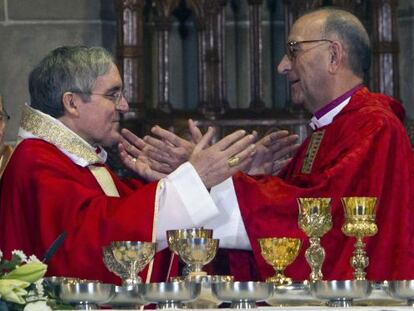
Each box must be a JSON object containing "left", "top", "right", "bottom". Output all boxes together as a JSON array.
[
  {"left": 328, "top": 41, "right": 344, "bottom": 73},
  {"left": 62, "top": 92, "right": 80, "bottom": 117}
]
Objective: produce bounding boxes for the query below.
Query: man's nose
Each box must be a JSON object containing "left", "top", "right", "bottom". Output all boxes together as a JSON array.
[
  {"left": 277, "top": 55, "right": 291, "bottom": 74},
  {"left": 116, "top": 96, "right": 129, "bottom": 112}
]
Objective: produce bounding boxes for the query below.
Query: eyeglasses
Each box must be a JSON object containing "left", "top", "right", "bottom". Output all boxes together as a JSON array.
[
  {"left": 286, "top": 39, "right": 333, "bottom": 60},
  {"left": 0, "top": 112, "right": 10, "bottom": 122},
  {"left": 74, "top": 90, "right": 126, "bottom": 107}
]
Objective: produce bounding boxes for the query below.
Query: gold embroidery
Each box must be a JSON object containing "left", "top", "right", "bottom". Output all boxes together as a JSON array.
[
  {"left": 301, "top": 130, "right": 325, "bottom": 174},
  {"left": 88, "top": 165, "right": 120, "bottom": 197},
  {"left": 145, "top": 180, "right": 162, "bottom": 284},
  {"left": 20, "top": 105, "right": 101, "bottom": 165}
]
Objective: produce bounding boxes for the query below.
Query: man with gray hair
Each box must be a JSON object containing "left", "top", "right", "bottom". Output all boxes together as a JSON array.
[
  {"left": 126, "top": 7, "right": 414, "bottom": 281},
  {"left": 0, "top": 45, "right": 260, "bottom": 283}
]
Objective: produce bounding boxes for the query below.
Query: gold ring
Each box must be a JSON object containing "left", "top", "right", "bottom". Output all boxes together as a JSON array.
[{"left": 228, "top": 156, "right": 240, "bottom": 168}]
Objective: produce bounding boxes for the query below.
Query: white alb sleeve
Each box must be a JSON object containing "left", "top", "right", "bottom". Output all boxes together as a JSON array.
[
  {"left": 207, "top": 178, "right": 251, "bottom": 250},
  {"left": 156, "top": 162, "right": 220, "bottom": 250}
]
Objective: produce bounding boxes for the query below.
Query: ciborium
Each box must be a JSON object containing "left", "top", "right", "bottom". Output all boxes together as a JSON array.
[
  {"left": 108, "top": 241, "right": 156, "bottom": 286},
  {"left": 258, "top": 237, "right": 301, "bottom": 286},
  {"left": 341, "top": 197, "right": 378, "bottom": 280},
  {"left": 298, "top": 197, "right": 332, "bottom": 282},
  {"left": 176, "top": 238, "right": 219, "bottom": 277},
  {"left": 167, "top": 228, "right": 213, "bottom": 277}
]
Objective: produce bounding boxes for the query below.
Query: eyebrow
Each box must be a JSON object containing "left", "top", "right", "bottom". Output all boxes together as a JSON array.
[{"left": 104, "top": 85, "right": 123, "bottom": 94}]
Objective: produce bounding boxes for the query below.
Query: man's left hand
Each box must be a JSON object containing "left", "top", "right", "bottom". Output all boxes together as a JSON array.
[{"left": 245, "top": 130, "right": 300, "bottom": 176}]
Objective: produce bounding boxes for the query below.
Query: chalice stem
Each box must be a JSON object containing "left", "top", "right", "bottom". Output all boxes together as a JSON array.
[
  {"left": 305, "top": 237, "right": 324, "bottom": 282},
  {"left": 352, "top": 237, "right": 369, "bottom": 280}
]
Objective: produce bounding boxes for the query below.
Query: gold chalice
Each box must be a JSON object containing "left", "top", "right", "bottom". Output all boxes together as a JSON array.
[
  {"left": 258, "top": 237, "right": 301, "bottom": 286},
  {"left": 341, "top": 197, "right": 378, "bottom": 280},
  {"left": 298, "top": 197, "right": 332, "bottom": 282},
  {"left": 167, "top": 228, "right": 213, "bottom": 277},
  {"left": 176, "top": 238, "right": 219, "bottom": 277},
  {"left": 109, "top": 241, "right": 156, "bottom": 286}
]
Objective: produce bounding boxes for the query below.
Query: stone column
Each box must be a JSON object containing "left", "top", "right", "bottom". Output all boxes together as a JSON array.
[
  {"left": 115, "top": 0, "right": 146, "bottom": 116},
  {"left": 248, "top": 0, "right": 266, "bottom": 111},
  {"left": 153, "top": 0, "right": 180, "bottom": 113},
  {"left": 187, "top": 0, "right": 228, "bottom": 119},
  {"left": 371, "top": 0, "right": 400, "bottom": 98}
]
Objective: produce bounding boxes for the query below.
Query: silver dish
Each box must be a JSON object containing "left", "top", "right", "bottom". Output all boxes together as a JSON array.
[
  {"left": 183, "top": 274, "right": 233, "bottom": 308},
  {"left": 141, "top": 281, "right": 201, "bottom": 309},
  {"left": 59, "top": 280, "right": 115, "bottom": 309},
  {"left": 388, "top": 280, "right": 414, "bottom": 305},
  {"left": 211, "top": 281, "right": 272, "bottom": 309},
  {"left": 108, "top": 285, "right": 146, "bottom": 308},
  {"left": 266, "top": 281, "right": 320, "bottom": 306},
  {"left": 355, "top": 281, "right": 404, "bottom": 306},
  {"left": 310, "top": 280, "right": 371, "bottom": 307}
]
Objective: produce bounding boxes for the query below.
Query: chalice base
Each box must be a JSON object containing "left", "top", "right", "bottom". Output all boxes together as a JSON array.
[
  {"left": 326, "top": 298, "right": 353, "bottom": 308},
  {"left": 266, "top": 274, "right": 292, "bottom": 286},
  {"left": 188, "top": 271, "right": 207, "bottom": 277}
]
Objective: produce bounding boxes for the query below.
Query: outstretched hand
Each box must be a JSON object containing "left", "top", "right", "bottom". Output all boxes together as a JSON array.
[
  {"left": 118, "top": 129, "right": 171, "bottom": 181},
  {"left": 190, "top": 128, "right": 256, "bottom": 189},
  {"left": 245, "top": 130, "right": 300, "bottom": 176},
  {"left": 142, "top": 119, "right": 202, "bottom": 171}
]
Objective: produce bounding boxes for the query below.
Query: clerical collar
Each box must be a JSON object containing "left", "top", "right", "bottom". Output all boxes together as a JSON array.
[
  {"left": 309, "top": 84, "right": 364, "bottom": 130},
  {"left": 18, "top": 104, "right": 107, "bottom": 167}
]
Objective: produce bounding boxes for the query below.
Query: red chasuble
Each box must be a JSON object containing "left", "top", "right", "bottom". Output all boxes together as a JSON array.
[
  {"left": 0, "top": 139, "right": 174, "bottom": 284},
  {"left": 233, "top": 88, "right": 414, "bottom": 281}
]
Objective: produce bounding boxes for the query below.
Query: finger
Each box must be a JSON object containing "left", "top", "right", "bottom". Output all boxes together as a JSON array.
[
  {"left": 261, "top": 130, "right": 290, "bottom": 147},
  {"left": 189, "top": 119, "right": 203, "bottom": 143},
  {"left": 267, "top": 134, "right": 300, "bottom": 152},
  {"left": 272, "top": 143, "right": 300, "bottom": 160},
  {"left": 148, "top": 159, "right": 173, "bottom": 174},
  {"left": 251, "top": 130, "right": 259, "bottom": 142},
  {"left": 151, "top": 125, "right": 191, "bottom": 148},
  {"left": 222, "top": 134, "right": 256, "bottom": 158},
  {"left": 118, "top": 140, "right": 143, "bottom": 159},
  {"left": 228, "top": 144, "right": 256, "bottom": 173},
  {"left": 272, "top": 158, "right": 291, "bottom": 175},
  {"left": 147, "top": 149, "right": 176, "bottom": 166},
  {"left": 144, "top": 136, "right": 173, "bottom": 155},
  {"left": 215, "top": 130, "right": 247, "bottom": 151},
  {"left": 121, "top": 128, "right": 147, "bottom": 149},
  {"left": 118, "top": 145, "right": 139, "bottom": 170},
  {"left": 193, "top": 127, "right": 215, "bottom": 154}
]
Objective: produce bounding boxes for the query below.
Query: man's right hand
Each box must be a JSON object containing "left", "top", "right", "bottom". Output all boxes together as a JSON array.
[{"left": 190, "top": 128, "right": 256, "bottom": 189}]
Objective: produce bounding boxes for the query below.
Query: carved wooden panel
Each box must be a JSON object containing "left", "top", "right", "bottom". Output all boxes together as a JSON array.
[{"left": 114, "top": 0, "right": 400, "bottom": 142}]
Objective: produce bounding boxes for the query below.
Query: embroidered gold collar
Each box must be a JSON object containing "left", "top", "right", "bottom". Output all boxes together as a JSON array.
[{"left": 19, "top": 104, "right": 103, "bottom": 165}]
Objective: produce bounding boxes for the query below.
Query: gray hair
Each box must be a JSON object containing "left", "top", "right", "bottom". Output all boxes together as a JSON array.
[
  {"left": 28, "top": 46, "right": 114, "bottom": 118},
  {"left": 309, "top": 7, "right": 371, "bottom": 78}
]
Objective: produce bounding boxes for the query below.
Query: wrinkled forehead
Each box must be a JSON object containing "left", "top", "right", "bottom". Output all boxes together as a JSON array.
[{"left": 289, "top": 12, "right": 327, "bottom": 41}]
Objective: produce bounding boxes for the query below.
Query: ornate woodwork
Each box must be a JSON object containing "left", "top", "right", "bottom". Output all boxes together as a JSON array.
[
  {"left": 153, "top": 0, "right": 180, "bottom": 112},
  {"left": 114, "top": 0, "right": 401, "bottom": 145},
  {"left": 115, "top": 0, "right": 146, "bottom": 117},
  {"left": 187, "top": 0, "right": 228, "bottom": 118}
]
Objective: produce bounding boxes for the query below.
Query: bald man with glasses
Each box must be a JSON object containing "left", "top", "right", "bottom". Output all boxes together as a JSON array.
[{"left": 124, "top": 7, "right": 414, "bottom": 281}]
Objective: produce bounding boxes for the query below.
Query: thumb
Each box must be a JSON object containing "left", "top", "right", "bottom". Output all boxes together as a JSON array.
[
  {"left": 193, "top": 127, "right": 215, "bottom": 154},
  {"left": 189, "top": 119, "right": 203, "bottom": 143}
]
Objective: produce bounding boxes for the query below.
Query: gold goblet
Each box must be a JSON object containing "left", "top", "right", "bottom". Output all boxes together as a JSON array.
[
  {"left": 258, "top": 237, "right": 301, "bottom": 286},
  {"left": 298, "top": 197, "right": 332, "bottom": 282},
  {"left": 341, "top": 197, "right": 378, "bottom": 280}
]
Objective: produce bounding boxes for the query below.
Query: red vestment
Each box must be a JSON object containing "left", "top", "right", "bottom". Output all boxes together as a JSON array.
[
  {"left": 0, "top": 139, "right": 174, "bottom": 284},
  {"left": 233, "top": 88, "right": 414, "bottom": 281}
]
